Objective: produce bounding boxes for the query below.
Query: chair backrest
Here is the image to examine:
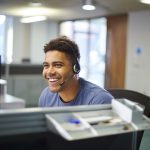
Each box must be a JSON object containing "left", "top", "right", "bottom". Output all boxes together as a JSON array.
[
  {"left": 107, "top": 89, "right": 150, "bottom": 117},
  {"left": 107, "top": 88, "right": 150, "bottom": 150}
]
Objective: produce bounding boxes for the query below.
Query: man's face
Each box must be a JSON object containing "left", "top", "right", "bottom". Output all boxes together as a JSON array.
[{"left": 42, "top": 50, "right": 73, "bottom": 92}]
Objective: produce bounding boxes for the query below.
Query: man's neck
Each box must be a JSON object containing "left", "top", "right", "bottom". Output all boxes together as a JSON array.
[{"left": 58, "top": 77, "right": 80, "bottom": 103}]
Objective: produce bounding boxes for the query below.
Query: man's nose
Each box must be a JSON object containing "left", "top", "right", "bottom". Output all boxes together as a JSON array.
[{"left": 47, "top": 66, "right": 56, "bottom": 74}]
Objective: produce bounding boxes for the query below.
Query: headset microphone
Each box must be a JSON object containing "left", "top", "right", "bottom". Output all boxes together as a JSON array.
[
  {"left": 59, "top": 74, "right": 74, "bottom": 87},
  {"left": 59, "top": 81, "right": 65, "bottom": 87}
]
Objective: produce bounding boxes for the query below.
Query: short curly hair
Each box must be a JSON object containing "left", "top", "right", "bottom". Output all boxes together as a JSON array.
[{"left": 44, "top": 36, "right": 80, "bottom": 64}]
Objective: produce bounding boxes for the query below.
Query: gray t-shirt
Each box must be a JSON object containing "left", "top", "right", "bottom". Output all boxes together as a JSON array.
[{"left": 38, "top": 78, "right": 113, "bottom": 107}]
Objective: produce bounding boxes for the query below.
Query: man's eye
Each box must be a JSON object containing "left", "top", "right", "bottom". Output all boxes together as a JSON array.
[{"left": 55, "top": 64, "right": 62, "bottom": 68}]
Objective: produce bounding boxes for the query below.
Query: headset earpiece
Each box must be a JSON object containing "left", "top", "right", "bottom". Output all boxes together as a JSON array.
[
  {"left": 59, "top": 39, "right": 80, "bottom": 74},
  {"left": 73, "top": 62, "right": 80, "bottom": 74}
]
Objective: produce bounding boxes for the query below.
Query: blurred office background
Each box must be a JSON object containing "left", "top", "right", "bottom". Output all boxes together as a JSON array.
[
  {"left": 1, "top": 1, "right": 150, "bottom": 150},
  {"left": 0, "top": 0, "right": 150, "bottom": 107}
]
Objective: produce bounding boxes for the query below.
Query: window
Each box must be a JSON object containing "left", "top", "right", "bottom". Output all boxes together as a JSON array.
[
  {"left": 0, "top": 15, "right": 13, "bottom": 64},
  {"left": 60, "top": 18, "right": 107, "bottom": 87},
  {"left": 0, "top": 15, "right": 6, "bottom": 63}
]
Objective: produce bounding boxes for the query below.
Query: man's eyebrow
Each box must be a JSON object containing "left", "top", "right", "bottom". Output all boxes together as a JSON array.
[
  {"left": 54, "top": 61, "right": 64, "bottom": 64},
  {"left": 42, "top": 61, "right": 64, "bottom": 65},
  {"left": 43, "top": 61, "right": 47, "bottom": 65}
]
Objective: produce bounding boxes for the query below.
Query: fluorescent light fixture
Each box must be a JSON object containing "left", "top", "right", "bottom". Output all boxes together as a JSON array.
[
  {"left": 139, "top": 0, "right": 150, "bottom": 4},
  {"left": 18, "top": 7, "right": 49, "bottom": 16},
  {"left": 82, "top": 0, "right": 96, "bottom": 10},
  {"left": 20, "top": 16, "right": 47, "bottom": 23},
  {"left": 29, "top": 2, "right": 42, "bottom": 7}
]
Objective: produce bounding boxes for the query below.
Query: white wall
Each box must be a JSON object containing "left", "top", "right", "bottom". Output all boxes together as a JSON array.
[
  {"left": 13, "top": 17, "right": 30, "bottom": 63},
  {"left": 125, "top": 10, "right": 150, "bottom": 96},
  {"left": 13, "top": 18, "right": 58, "bottom": 64}
]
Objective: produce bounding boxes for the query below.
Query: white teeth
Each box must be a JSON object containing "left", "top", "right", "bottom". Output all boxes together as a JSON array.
[
  {"left": 48, "top": 78, "right": 58, "bottom": 82},
  {"left": 47, "top": 76, "right": 59, "bottom": 82}
]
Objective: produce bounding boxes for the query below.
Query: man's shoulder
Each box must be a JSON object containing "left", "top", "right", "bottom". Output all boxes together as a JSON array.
[
  {"left": 41, "top": 86, "right": 56, "bottom": 97},
  {"left": 79, "top": 78, "right": 113, "bottom": 104},
  {"left": 39, "top": 86, "right": 59, "bottom": 107},
  {"left": 42, "top": 86, "right": 50, "bottom": 94},
  {"left": 80, "top": 77, "right": 104, "bottom": 91}
]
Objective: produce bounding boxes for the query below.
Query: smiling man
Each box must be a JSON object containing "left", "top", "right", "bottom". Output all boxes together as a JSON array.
[{"left": 38, "top": 36, "right": 113, "bottom": 107}]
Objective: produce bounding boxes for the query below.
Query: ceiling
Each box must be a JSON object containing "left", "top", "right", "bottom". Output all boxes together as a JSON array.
[{"left": 0, "top": 0, "right": 150, "bottom": 21}]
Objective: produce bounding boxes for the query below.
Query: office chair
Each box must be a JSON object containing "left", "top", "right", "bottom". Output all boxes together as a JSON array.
[{"left": 107, "top": 88, "right": 150, "bottom": 150}]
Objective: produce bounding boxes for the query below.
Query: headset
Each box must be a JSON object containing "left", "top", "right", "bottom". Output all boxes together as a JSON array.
[
  {"left": 59, "top": 40, "right": 80, "bottom": 74},
  {"left": 73, "top": 60, "right": 80, "bottom": 74}
]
